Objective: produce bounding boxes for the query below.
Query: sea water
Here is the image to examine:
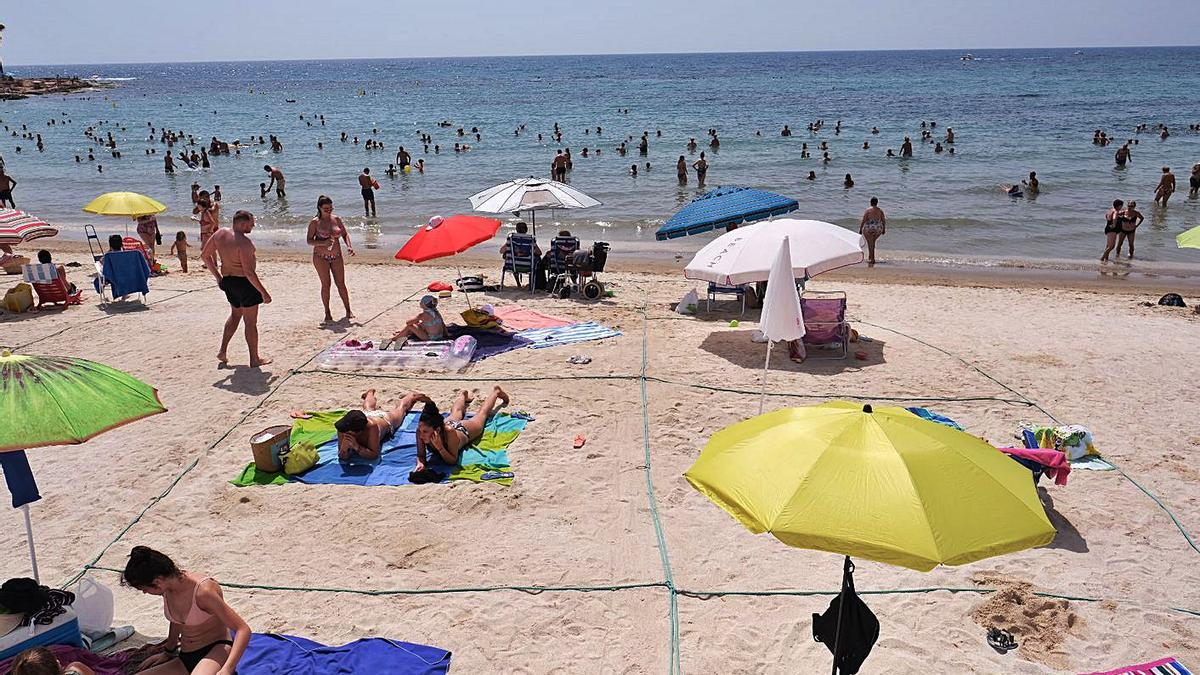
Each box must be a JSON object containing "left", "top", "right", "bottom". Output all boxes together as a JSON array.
[{"left": 3, "top": 48, "right": 1199, "bottom": 267}]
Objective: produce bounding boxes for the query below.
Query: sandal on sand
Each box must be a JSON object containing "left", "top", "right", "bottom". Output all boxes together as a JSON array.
[
  {"left": 573, "top": 434, "right": 586, "bottom": 449},
  {"left": 986, "top": 627, "right": 1018, "bottom": 654},
  {"left": 568, "top": 355, "right": 592, "bottom": 365}
]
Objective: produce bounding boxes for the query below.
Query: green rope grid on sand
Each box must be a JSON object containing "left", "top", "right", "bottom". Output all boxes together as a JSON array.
[
  {"left": 58, "top": 294, "right": 416, "bottom": 590},
  {"left": 853, "top": 317, "right": 1200, "bottom": 557}
]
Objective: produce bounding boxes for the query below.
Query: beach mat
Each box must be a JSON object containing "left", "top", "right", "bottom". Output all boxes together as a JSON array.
[
  {"left": 1079, "top": 656, "right": 1191, "bottom": 675},
  {"left": 448, "top": 325, "right": 532, "bottom": 361},
  {"left": 232, "top": 410, "right": 526, "bottom": 487},
  {"left": 237, "top": 634, "right": 450, "bottom": 674},
  {"left": 517, "top": 321, "right": 621, "bottom": 349},
  {"left": 493, "top": 304, "right": 572, "bottom": 330}
]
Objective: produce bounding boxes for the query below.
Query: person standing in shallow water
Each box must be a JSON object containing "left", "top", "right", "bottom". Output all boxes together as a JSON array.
[
  {"left": 692, "top": 152, "right": 708, "bottom": 187},
  {"left": 676, "top": 155, "right": 687, "bottom": 184},
  {"left": 1154, "top": 166, "right": 1175, "bottom": 206},
  {"left": 1100, "top": 199, "right": 1124, "bottom": 263},
  {"left": 859, "top": 197, "right": 886, "bottom": 265}
]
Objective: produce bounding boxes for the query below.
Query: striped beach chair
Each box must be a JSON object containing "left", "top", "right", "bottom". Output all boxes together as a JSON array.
[{"left": 21, "top": 263, "right": 83, "bottom": 309}]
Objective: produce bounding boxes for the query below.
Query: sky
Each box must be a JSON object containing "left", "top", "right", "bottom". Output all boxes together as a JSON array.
[{"left": 3, "top": 0, "right": 1198, "bottom": 66}]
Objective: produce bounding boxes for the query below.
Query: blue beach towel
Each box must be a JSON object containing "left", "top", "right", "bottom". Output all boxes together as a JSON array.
[
  {"left": 292, "top": 411, "right": 526, "bottom": 487},
  {"left": 516, "top": 321, "right": 621, "bottom": 349},
  {"left": 905, "top": 407, "right": 964, "bottom": 431},
  {"left": 93, "top": 250, "right": 150, "bottom": 298},
  {"left": 238, "top": 634, "right": 450, "bottom": 674}
]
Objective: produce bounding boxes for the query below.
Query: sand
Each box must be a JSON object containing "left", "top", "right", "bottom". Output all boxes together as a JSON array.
[{"left": 2, "top": 244, "right": 1199, "bottom": 673}]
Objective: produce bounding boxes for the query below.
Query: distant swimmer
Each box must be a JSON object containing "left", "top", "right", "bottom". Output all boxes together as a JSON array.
[
  {"left": 1114, "top": 143, "right": 1131, "bottom": 167},
  {"left": 1022, "top": 171, "right": 1039, "bottom": 195},
  {"left": 1190, "top": 164, "right": 1200, "bottom": 198},
  {"left": 843, "top": 174, "right": 854, "bottom": 188},
  {"left": 781, "top": 125, "right": 792, "bottom": 137},
  {"left": 900, "top": 137, "right": 913, "bottom": 157},
  {"left": 687, "top": 138, "right": 697, "bottom": 153},
  {"left": 862, "top": 141, "right": 870, "bottom": 150},
  {"left": 676, "top": 155, "right": 687, "bottom": 184},
  {"left": 886, "top": 149, "right": 895, "bottom": 157},
  {"left": 1004, "top": 184, "right": 1023, "bottom": 197},
  {"left": 1154, "top": 166, "right": 1175, "bottom": 206},
  {"left": 164, "top": 153, "right": 175, "bottom": 173},
  {"left": 264, "top": 164, "right": 286, "bottom": 197},
  {"left": 806, "top": 171, "right": 816, "bottom": 181},
  {"left": 395, "top": 146, "right": 411, "bottom": 168},
  {"left": 709, "top": 134, "right": 720, "bottom": 150},
  {"left": 692, "top": 152, "right": 708, "bottom": 187},
  {"left": 871, "top": 127, "right": 880, "bottom": 134},
  {"left": 945, "top": 128, "right": 955, "bottom": 144},
  {"left": 358, "top": 167, "right": 378, "bottom": 217}
]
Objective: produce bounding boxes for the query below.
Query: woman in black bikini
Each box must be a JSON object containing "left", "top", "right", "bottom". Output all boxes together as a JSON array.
[
  {"left": 1100, "top": 199, "right": 1124, "bottom": 262},
  {"left": 306, "top": 195, "right": 355, "bottom": 323},
  {"left": 122, "top": 546, "right": 250, "bottom": 675},
  {"left": 415, "top": 386, "right": 510, "bottom": 472}
]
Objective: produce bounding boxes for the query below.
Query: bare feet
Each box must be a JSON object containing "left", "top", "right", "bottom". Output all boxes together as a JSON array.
[
  {"left": 322, "top": 314, "right": 334, "bottom": 324},
  {"left": 493, "top": 385, "right": 510, "bottom": 408},
  {"left": 458, "top": 389, "right": 474, "bottom": 406},
  {"left": 362, "top": 388, "right": 378, "bottom": 410},
  {"left": 250, "top": 356, "right": 272, "bottom": 368}
]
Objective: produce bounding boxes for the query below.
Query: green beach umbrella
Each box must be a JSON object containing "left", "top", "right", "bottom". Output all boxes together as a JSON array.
[
  {"left": 1177, "top": 225, "right": 1200, "bottom": 250},
  {"left": 0, "top": 349, "right": 166, "bottom": 452}
]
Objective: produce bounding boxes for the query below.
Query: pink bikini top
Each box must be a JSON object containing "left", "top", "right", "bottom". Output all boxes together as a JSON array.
[{"left": 164, "top": 574, "right": 216, "bottom": 626}]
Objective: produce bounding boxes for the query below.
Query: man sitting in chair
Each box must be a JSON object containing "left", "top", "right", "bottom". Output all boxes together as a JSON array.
[
  {"left": 35, "top": 249, "right": 77, "bottom": 295},
  {"left": 499, "top": 221, "right": 541, "bottom": 259}
]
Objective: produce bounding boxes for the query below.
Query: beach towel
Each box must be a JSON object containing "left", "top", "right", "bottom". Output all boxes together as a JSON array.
[
  {"left": 492, "top": 304, "right": 572, "bottom": 330},
  {"left": 1079, "top": 656, "right": 1191, "bottom": 675},
  {"left": 905, "top": 407, "right": 964, "bottom": 431},
  {"left": 92, "top": 250, "right": 151, "bottom": 298},
  {"left": 1021, "top": 426, "right": 1114, "bottom": 470},
  {"left": 232, "top": 411, "right": 526, "bottom": 487},
  {"left": 448, "top": 325, "right": 532, "bottom": 361},
  {"left": 999, "top": 447, "right": 1071, "bottom": 485},
  {"left": 237, "top": 633, "right": 450, "bottom": 674},
  {"left": 517, "top": 321, "right": 621, "bottom": 349}
]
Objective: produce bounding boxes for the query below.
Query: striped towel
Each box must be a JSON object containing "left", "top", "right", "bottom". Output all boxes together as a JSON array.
[
  {"left": 516, "top": 321, "right": 621, "bottom": 349},
  {"left": 21, "top": 263, "right": 59, "bottom": 283},
  {"left": 1080, "top": 656, "right": 1192, "bottom": 675}
]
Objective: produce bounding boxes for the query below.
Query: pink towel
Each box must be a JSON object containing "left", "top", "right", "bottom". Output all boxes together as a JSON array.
[
  {"left": 1000, "top": 447, "right": 1071, "bottom": 486},
  {"left": 493, "top": 305, "right": 572, "bottom": 331}
]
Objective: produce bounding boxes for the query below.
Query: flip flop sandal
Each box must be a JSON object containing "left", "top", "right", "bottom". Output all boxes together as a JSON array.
[
  {"left": 568, "top": 355, "right": 592, "bottom": 364},
  {"left": 987, "top": 627, "right": 1018, "bottom": 654},
  {"left": 573, "top": 434, "right": 587, "bottom": 449}
]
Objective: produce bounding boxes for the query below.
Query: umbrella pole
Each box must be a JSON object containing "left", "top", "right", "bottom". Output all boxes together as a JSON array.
[
  {"left": 830, "top": 556, "right": 852, "bottom": 675},
  {"left": 456, "top": 262, "right": 474, "bottom": 309},
  {"left": 23, "top": 504, "right": 39, "bottom": 583},
  {"left": 759, "top": 341, "right": 773, "bottom": 415}
]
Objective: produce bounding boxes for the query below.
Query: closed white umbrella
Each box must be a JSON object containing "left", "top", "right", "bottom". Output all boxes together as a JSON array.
[
  {"left": 468, "top": 178, "right": 600, "bottom": 237},
  {"left": 757, "top": 238, "right": 806, "bottom": 413},
  {"left": 684, "top": 218, "right": 865, "bottom": 285}
]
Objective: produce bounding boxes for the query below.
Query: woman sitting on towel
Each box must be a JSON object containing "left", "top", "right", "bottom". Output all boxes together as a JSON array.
[
  {"left": 391, "top": 294, "right": 447, "bottom": 342},
  {"left": 416, "top": 386, "right": 509, "bottom": 470},
  {"left": 121, "top": 546, "right": 250, "bottom": 675},
  {"left": 335, "top": 389, "right": 429, "bottom": 461}
]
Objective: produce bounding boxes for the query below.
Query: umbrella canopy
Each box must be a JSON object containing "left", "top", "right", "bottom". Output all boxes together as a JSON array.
[
  {"left": 684, "top": 401, "right": 1055, "bottom": 572},
  {"left": 1177, "top": 225, "right": 1200, "bottom": 249},
  {"left": 82, "top": 192, "right": 167, "bottom": 217},
  {"left": 469, "top": 178, "right": 599, "bottom": 237},
  {"left": 756, "top": 238, "right": 806, "bottom": 414},
  {"left": 395, "top": 215, "right": 501, "bottom": 263},
  {"left": 0, "top": 350, "right": 167, "bottom": 452},
  {"left": 0, "top": 209, "right": 58, "bottom": 246},
  {"left": 685, "top": 218, "right": 864, "bottom": 285},
  {"left": 656, "top": 186, "right": 799, "bottom": 240}
]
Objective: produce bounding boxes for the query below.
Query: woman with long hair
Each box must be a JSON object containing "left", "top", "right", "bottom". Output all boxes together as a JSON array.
[
  {"left": 416, "top": 386, "right": 510, "bottom": 471},
  {"left": 306, "top": 195, "right": 355, "bottom": 323}
]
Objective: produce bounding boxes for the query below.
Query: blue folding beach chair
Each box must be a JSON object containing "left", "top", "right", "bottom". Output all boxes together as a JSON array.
[
  {"left": 501, "top": 233, "right": 538, "bottom": 293},
  {"left": 706, "top": 282, "right": 748, "bottom": 314},
  {"left": 93, "top": 250, "right": 151, "bottom": 306}
]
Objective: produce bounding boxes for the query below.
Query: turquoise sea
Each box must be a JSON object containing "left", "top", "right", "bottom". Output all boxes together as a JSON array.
[{"left": 3, "top": 48, "right": 1200, "bottom": 266}]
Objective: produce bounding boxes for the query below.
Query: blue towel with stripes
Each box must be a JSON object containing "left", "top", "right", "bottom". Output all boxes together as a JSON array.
[{"left": 516, "top": 321, "right": 621, "bottom": 349}]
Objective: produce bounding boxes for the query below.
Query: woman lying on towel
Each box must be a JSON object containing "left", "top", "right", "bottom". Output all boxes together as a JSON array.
[
  {"left": 416, "top": 386, "right": 510, "bottom": 471},
  {"left": 334, "top": 389, "right": 430, "bottom": 461},
  {"left": 122, "top": 546, "right": 250, "bottom": 675},
  {"left": 391, "top": 294, "right": 447, "bottom": 342}
]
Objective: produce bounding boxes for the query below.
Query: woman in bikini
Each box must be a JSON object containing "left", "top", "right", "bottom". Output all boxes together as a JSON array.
[
  {"left": 416, "top": 386, "right": 510, "bottom": 471},
  {"left": 1100, "top": 199, "right": 1124, "bottom": 262},
  {"left": 196, "top": 196, "right": 218, "bottom": 252},
  {"left": 334, "top": 390, "right": 430, "bottom": 461},
  {"left": 306, "top": 195, "right": 355, "bottom": 323},
  {"left": 122, "top": 546, "right": 250, "bottom": 675}
]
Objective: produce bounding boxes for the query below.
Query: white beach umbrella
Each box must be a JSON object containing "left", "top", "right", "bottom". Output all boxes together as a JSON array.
[
  {"left": 684, "top": 219, "right": 865, "bottom": 285},
  {"left": 468, "top": 178, "right": 601, "bottom": 237},
  {"left": 757, "top": 238, "right": 806, "bottom": 413}
]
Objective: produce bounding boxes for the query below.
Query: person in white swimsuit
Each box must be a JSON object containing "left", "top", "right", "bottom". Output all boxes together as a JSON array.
[
  {"left": 859, "top": 197, "right": 887, "bottom": 266},
  {"left": 334, "top": 390, "right": 429, "bottom": 461}
]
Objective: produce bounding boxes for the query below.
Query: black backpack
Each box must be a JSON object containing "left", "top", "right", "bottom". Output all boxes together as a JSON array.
[
  {"left": 1158, "top": 293, "right": 1187, "bottom": 307},
  {"left": 812, "top": 568, "right": 880, "bottom": 674}
]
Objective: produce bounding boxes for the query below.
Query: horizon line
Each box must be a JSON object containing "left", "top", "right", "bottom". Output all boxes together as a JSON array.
[{"left": 6, "top": 43, "right": 1198, "bottom": 69}]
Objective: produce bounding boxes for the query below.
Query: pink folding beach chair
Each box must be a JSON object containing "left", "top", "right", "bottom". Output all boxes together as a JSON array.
[{"left": 797, "top": 290, "right": 849, "bottom": 359}]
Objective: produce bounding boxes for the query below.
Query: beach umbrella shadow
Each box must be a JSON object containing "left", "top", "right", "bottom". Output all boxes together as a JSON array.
[
  {"left": 1038, "top": 488, "right": 1088, "bottom": 553},
  {"left": 699, "top": 330, "right": 887, "bottom": 374}
]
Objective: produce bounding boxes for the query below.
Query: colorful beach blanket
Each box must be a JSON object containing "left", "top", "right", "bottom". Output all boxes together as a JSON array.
[
  {"left": 448, "top": 325, "right": 533, "bottom": 361},
  {"left": 1080, "top": 656, "right": 1191, "bottom": 675},
  {"left": 232, "top": 410, "right": 526, "bottom": 487},
  {"left": 493, "top": 304, "right": 572, "bottom": 330},
  {"left": 517, "top": 321, "right": 621, "bottom": 349}
]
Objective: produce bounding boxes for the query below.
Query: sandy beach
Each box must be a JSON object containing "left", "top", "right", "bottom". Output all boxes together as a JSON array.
[{"left": 3, "top": 243, "right": 1200, "bottom": 673}]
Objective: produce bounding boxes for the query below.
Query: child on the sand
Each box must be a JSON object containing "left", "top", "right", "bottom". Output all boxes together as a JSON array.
[
  {"left": 10, "top": 646, "right": 95, "bottom": 675},
  {"left": 168, "top": 231, "right": 189, "bottom": 272}
]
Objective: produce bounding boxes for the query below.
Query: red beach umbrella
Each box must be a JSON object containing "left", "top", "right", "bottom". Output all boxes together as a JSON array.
[
  {"left": 395, "top": 214, "right": 501, "bottom": 263},
  {"left": 0, "top": 209, "right": 58, "bottom": 246}
]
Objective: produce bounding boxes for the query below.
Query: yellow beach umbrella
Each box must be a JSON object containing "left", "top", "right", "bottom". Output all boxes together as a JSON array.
[
  {"left": 83, "top": 192, "right": 167, "bottom": 217},
  {"left": 684, "top": 400, "right": 1054, "bottom": 572},
  {"left": 1177, "top": 225, "right": 1200, "bottom": 249}
]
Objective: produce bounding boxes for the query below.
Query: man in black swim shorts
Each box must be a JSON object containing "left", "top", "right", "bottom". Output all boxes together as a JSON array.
[
  {"left": 357, "top": 167, "right": 377, "bottom": 217},
  {"left": 201, "top": 210, "right": 272, "bottom": 368}
]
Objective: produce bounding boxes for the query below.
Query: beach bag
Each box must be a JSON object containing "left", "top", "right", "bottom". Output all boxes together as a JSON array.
[
  {"left": 812, "top": 572, "right": 879, "bottom": 674},
  {"left": 1158, "top": 293, "right": 1186, "bottom": 307},
  {"left": 280, "top": 442, "right": 319, "bottom": 475},
  {"left": 3, "top": 283, "right": 34, "bottom": 313},
  {"left": 675, "top": 289, "right": 699, "bottom": 315},
  {"left": 461, "top": 307, "right": 501, "bottom": 330},
  {"left": 456, "top": 275, "right": 485, "bottom": 292},
  {"left": 250, "top": 425, "right": 291, "bottom": 472}
]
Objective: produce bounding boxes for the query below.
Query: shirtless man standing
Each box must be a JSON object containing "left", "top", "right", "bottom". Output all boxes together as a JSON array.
[
  {"left": 264, "top": 165, "right": 286, "bottom": 197},
  {"left": 358, "top": 168, "right": 377, "bottom": 216},
  {"left": 0, "top": 168, "right": 16, "bottom": 207},
  {"left": 1154, "top": 166, "right": 1175, "bottom": 206},
  {"left": 394, "top": 146, "right": 411, "bottom": 169},
  {"left": 900, "top": 137, "right": 913, "bottom": 158},
  {"left": 1190, "top": 163, "right": 1200, "bottom": 199},
  {"left": 201, "top": 210, "right": 272, "bottom": 368},
  {"left": 1114, "top": 143, "right": 1131, "bottom": 167}
]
